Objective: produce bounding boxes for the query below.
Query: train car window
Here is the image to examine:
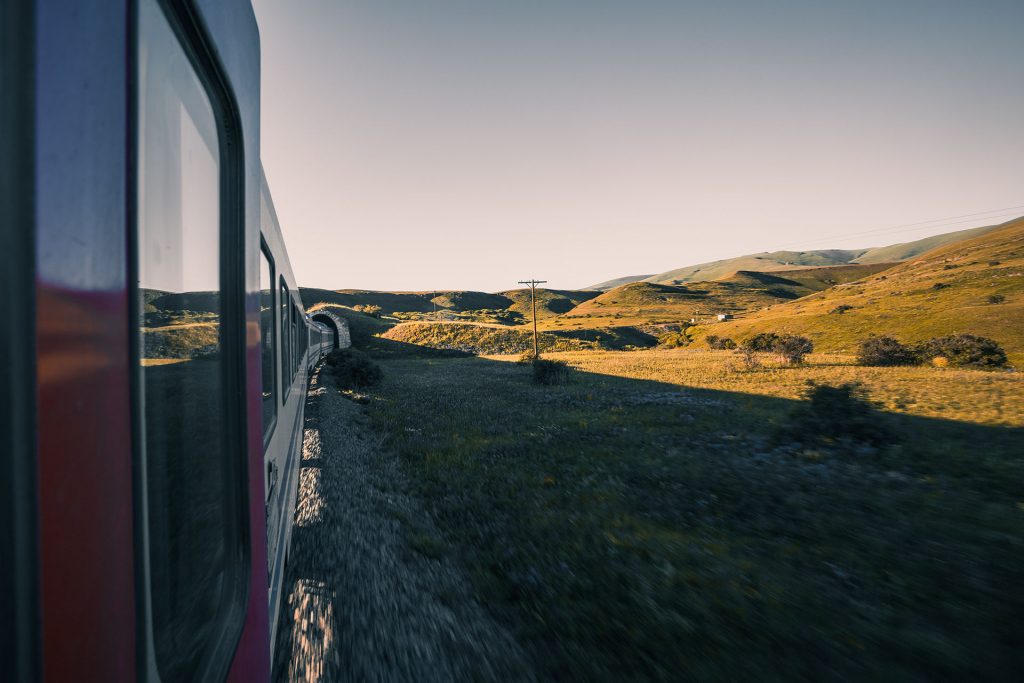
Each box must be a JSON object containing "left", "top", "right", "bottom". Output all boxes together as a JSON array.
[
  {"left": 260, "top": 242, "right": 276, "bottom": 438},
  {"left": 136, "top": 0, "right": 246, "bottom": 679},
  {"left": 280, "top": 278, "right": 290, "bottom": 401},
  {"left": 293, "top": 304, "right": 301, "bottom": 370}
]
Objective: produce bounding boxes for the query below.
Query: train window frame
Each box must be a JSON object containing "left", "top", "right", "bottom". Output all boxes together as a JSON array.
[
  {"left": 260, "top": 238, "right": 277, "bottom": 446},
  {"left": 129, "top": 1, "right": 250, "bottom": 681},
  {"left": 0, "top": 1, "right": 39, "bottom": 677},
  {"left": 280, "top": 276, "right": 290, "bottom": 403}
]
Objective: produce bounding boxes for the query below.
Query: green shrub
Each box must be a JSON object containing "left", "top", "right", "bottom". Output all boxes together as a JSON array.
[
  {"left": 325, "top": 348, "right": 383, "bottom": 389},
  {"left": 353, "top": 304, "right": 383, "bottom": 318},
  {"left": 987, "top": 294, "right": 1006, "bottom": 304},
  {"left": 531, "top": 358, "right": 570, "bottom": 385},
  {"left": 658, "top": 332, "right": 689, "bottom": 349},
  {"left": 706, "top": 335, "right": 736, "bottom": 350},
  {"left": 916, "top": 335, "right": 1008, "bottom": 369},
  {"left": 773, "top": 334, "right": 813, "bottom": 364},
  {"left": 829, "top": 304, "right": 853, "bottom": 315},
  {"left": 775, "top": 382, "right": 895, "bottom": 449},
  {"left": 857, "top": 336, "right": 918, "bottom": 366},
  {"left": 741, "top": 332, "right": 781, "bottom": 352}
]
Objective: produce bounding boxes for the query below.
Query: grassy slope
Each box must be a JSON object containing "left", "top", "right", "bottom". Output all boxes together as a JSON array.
[
  {"left": 551, "top": 265, "right": 889, "bottom": 330},
  {"left": 367, "top": 349, "right": 1024, "bottom": 680},
  {"left": 495, "top": 288, "right": 601, "bottom": 320},
  {"left": 381, "top": 321, "right": 591, "bottom": 355},
  {"left": 585, "top": 273, "right": 655, "bottom": 291},
  {"left": 695, "top": 217, "right": 1024, "bottom": 364},
  {"left": 619, "top": 222, "right": 1003, "bottom": 286},
  {"left": 301, "top": 287, "right": 512, "bottom": 314},
  {"left": 644, "top": 249, "right": 863, "bottom": 285},
  {"left": 853, "top": 223, "right": 997, "bottom": 263}
]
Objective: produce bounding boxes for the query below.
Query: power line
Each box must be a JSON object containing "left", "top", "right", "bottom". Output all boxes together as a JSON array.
[{"left": 778, "top": 205, "right": 1024, "bottom": 251}]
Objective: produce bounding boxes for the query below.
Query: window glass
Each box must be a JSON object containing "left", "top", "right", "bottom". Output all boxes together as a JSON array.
[
  {"left": 259, "top": 244, "right": 275, "bottom": 434},
  {"left": 137, "top": 0, "right": 242, "bottom": 679},
  {"left": 280, "top": 279, "right": 290, "bottom": 399}
]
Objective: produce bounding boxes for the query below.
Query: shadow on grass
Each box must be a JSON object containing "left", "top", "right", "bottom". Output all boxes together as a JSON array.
[{"left": 361, "top": 351, "right": 1024, "bottom": 681}]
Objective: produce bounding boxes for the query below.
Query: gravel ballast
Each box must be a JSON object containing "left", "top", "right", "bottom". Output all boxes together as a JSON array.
[{"left": 273, "top": 367, "right": 537, "bottom": 682}]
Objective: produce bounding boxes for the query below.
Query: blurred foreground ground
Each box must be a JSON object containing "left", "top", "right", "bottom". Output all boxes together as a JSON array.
[{"left": 277, "top": 350, "right": 1024, "bottom": 681}]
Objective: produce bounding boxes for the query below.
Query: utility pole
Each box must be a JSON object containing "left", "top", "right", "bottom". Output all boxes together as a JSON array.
[{"left": 517, "top": 278, "right": 547, "bottom": 359}]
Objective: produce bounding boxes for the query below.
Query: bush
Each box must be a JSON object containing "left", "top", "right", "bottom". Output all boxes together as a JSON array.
[
  {"left": 706, "top": 335, "right": 737, "bottom": 350},
  {"left": 987, "top": 294, "right": 1006, "bottom": 304},
  {"left": 829, "top": 304, "right": 853, "bottom": 315},
  {"left": 732, "top": 346, "right": 761, "bottom": 371},
  {"left": 916, "top": 334, "right": 1008, "bottom": 369},
  {"left": 742, "top": 332, "right": 781, "bottom": 352},
  {"left": 775, "top": 382, "right": 895, "bottom": 449},
  {"left": 857, "top": 336, "right": 918, "bottom": 366},
  {"left": 773, "top": 334, "right": 814, "bottom": 364},
  {"left": 658, "top": 332, "right": 689, "bottom": 349},
  {"left": 353, "top": 304, "right": 383, "bottom": 318},
  {"left": 531, "top": 358, "right": 570, "bottom": 385},
  {"left": 325, "top": 348, "right": 383, "bottom": 389}
]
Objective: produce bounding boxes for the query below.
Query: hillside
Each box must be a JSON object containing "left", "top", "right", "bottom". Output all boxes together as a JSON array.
[
  {"left": 380, "top": 321, "right": 591, "bottom": 355},
  {"left": 552, "top": 262, "right": 894, "bottom": 330},
  {"left": 695, "top": 217, "right": 1024, "bottom": 364},
  {"left": 646, "top": 249, "right": 862, "bottom": 285},
  {"left": 496, "top": 288, "right": 601, "bottom": 319},
  {"left": 586, "top": 274, "right": 655, "bottom": 291},
  {"left": 581, "top": 223, "right": 1002, "bottom": 288},
  {"left": 300, "top": 288, "right": 513, "bottom": 314},
  {"left": 852, "top": 224, "right": 995, "bottom": 263},
  {"left": 301, "top": 286, "right": 599, "bottom": 322}
]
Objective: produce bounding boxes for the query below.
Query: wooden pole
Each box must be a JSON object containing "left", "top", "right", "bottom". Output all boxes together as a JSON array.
[{"left": 518, "top": 278, "right": 547, "bottom": 359}]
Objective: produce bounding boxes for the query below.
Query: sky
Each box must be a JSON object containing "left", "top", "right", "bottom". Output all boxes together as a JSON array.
[{"left": 251, "top": 0, "right": 1024, "bottom": 292}]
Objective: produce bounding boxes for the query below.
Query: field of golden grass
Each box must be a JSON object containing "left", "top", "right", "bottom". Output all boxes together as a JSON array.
[
  {"left": 499, "top": 348, "right": 1024, "bottom": 427},
  {"left": 357, "top": 345, "right": 1023, "bottom": 679}
]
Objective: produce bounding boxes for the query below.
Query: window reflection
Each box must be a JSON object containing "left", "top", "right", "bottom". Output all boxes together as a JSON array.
[
  {"left": 260, "top": 245, "right": 275, "bottom": 432},
  {"left": 137, "top": 0, "right": 240, "bottom": 679}
]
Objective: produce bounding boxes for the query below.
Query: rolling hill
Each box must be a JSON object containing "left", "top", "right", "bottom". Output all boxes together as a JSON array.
[
  {"left": 586, "top": 274, "right": 655, "bottom": 291},
  {"left": 496, "top": 288, "right": 601, "bottom": 319},
  {"left": 300, "top": 288, "right": 513, "bottom": 314},
  {"left": 551, "top": 262, "right": 895, "bottom": 330},
  {"left": 584, "top": 223, "right": 1001, "bottom": 289},
  {"left": 693, "top": 216, "right": 1024, "bottom": 364}
]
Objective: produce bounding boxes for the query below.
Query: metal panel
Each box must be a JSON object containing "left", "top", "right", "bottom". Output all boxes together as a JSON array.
[{"left": 34, "top": 1, "right": 136, "bottom": 680}]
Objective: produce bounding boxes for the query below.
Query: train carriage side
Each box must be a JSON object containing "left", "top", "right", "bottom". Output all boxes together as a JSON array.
[
  {"left": 258, "top": 168, "right": 314, "bottom": 659},
  {"left": 3, "top": 0, "right": 304, "bottom": 680}
]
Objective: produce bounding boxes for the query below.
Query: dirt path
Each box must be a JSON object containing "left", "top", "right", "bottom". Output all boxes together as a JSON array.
[{"left": 273, "top": 367, "right": 536, "bottom": 682}]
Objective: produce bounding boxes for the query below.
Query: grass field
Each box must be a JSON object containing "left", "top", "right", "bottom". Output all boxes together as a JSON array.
[{"left": 357, "top": 348, "right": 1024, "bottom": 680}]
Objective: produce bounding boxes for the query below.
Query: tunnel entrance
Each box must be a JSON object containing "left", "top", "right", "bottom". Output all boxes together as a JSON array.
[{"left": 310, "top": 310, "right": 350, "bottom": 350}]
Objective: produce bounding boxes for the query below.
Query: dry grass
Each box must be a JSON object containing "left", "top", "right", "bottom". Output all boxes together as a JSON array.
[
  {"left": 363, "top": 347, "right": 1024, "bottom": 680},
  {"left": 503, "top": 348, "right": 1024, "bottom": 427}
]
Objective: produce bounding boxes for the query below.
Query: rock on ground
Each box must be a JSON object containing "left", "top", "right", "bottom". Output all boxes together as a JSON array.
[{"left": 273, "top": 367, "right": 536, "bottom": 682}]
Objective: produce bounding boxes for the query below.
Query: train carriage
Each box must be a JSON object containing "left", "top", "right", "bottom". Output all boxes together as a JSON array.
[{"left": 1, "top": 0, "right": 337, "bottom": 680}]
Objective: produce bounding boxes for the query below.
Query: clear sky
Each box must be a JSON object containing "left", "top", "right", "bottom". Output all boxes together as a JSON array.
[{"left": 251, "top": 0, "right": 1024, "bottom": 292}]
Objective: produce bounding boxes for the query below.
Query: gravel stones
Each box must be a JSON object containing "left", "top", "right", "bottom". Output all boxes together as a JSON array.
[{"left": 274, "top": 368, "right": 536, "bottom": 682}]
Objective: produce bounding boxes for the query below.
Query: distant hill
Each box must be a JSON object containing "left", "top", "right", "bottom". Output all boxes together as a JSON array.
[
  {"left": 584, "top": 223, "right": 1003, "bottom": 289},
  {"left": 300, "top": 288, "right": 512, "bottom": 314},
  {"left": 586, "top": 274, "right": 655, "bottom": 291},
  {"left": 850, "top": 224, "right": 996, "bottom": 264},
  {"left": 497, "top": 288, "right": 601, "bottom": 319},
  {"left": 556, "top": 262, "right": 894, "bottom": 329},
  {"left": 696, "top": 216, "right": 1024, "bottom": 364},
  {"left": 301, "top": 286, "right": 600, "bottom": 322}
]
